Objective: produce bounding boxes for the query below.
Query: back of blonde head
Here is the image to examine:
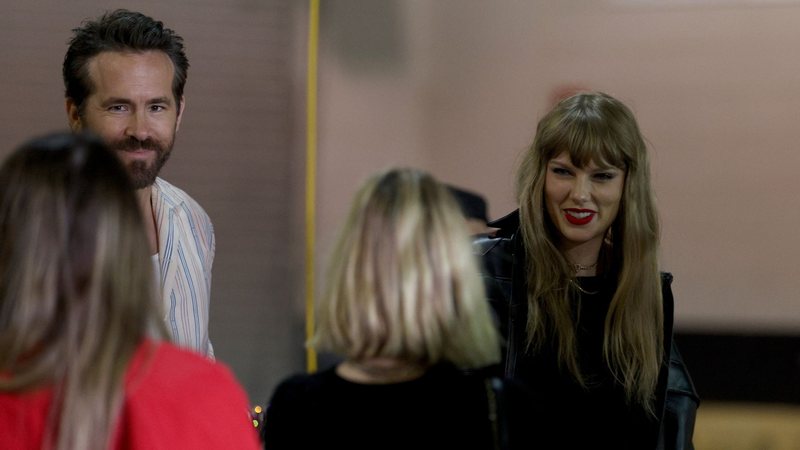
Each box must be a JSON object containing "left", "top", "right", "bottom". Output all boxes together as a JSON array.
[
  {"left": 0, "top": 132, "right": 167, "bottom": 450},
  {"left": 314, "top": 168, "right": 500, "bottom": 369}
]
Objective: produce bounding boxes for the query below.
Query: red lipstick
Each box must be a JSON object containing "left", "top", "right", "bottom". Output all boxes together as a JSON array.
[{"left": 564, "top": 209, "right": 595, "bottom": 225}]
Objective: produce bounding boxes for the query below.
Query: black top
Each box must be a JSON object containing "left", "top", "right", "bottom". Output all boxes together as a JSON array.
[
  {"left": 262, "top": 363, "right": 535, "bottom": 450},
  {"left": 475, "top": 209, "right": 699, "bottom": 450},
  {"left": 515, "top": 276, "right": 655, "bottom": 449}
]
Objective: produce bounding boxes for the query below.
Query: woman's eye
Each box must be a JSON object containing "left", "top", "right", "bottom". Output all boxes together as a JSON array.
[
  {"left": 593, "top": 172, "right": 616, "bottom": 181},
  {"left": 552, "top": 167, "right": 571, "bottom": 176}
]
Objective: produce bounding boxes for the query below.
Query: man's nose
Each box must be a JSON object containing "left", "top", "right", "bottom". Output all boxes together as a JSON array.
[{"left": 124, "top": 112, "right": 151, "bottom": 142}]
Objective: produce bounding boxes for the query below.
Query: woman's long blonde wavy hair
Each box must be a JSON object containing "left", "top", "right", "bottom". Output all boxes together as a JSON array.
[
  {"left": 0, "top": 132, "right": 168, "bottom": 450},
  {"left": 516, "top": 92, "right": 663, "bottom": 414},
  {"left": 313, "top": 168, "right": 501, "bottom": 370}
]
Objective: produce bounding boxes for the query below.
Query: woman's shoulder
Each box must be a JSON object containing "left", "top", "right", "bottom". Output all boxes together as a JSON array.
[
  {"left": 118, "top": 341, "right": 260, "bottom": 450},
  {"left": 475, "top": 209, "right": 517, "bottom": 244},
  {"left": 125, "top": 341, "right": 246, "bottom": 400},
  {"left": 473, "top": 210, "right": 519, "bottom": 276},
  {"left": 486, "top": 209, "right": 520, "bottom": 236}
]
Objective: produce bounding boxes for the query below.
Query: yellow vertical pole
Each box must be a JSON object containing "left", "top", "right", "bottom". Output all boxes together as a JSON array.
[{"left": 305, "top": 0, "right": 320, "bottom": 374}]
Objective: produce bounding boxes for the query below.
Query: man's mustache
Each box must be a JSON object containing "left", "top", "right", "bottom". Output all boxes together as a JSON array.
[{"left": 110, "top": 137, "right": 162, "bottom": 152}]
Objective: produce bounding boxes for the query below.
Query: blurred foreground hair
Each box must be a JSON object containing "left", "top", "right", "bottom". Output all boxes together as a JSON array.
[{"left": 0, "top": 131, "right": 168, "bottom": 450}]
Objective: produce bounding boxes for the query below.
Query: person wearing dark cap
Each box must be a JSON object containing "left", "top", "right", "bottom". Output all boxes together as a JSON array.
[{"left": 447, "top": 184, "right": 491, "bottom": 235}]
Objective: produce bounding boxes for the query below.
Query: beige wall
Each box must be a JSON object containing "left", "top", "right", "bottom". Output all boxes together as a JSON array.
[{"left": 316, "top": 0, "right": 800, "bottom": 334}]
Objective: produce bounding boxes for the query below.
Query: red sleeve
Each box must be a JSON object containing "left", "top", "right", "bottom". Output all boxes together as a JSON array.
[
  {"left": 0, "top": 387, "right": 51, "bottom": 449},
  {"left": 115, "top": 343, "right": 261, "bottom": 450}
]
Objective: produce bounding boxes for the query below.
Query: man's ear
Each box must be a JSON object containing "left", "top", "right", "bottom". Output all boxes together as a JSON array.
[
  {"left": 175, "top": 96, "right": 185, "bottom": 132},
  {"left": 65, "top": 98, "right": 82, "bottom": 132}
]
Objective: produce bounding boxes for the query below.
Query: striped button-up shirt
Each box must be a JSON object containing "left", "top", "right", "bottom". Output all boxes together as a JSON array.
[{"left": 152, "top": 177, "right": 215, "bottom": 358}]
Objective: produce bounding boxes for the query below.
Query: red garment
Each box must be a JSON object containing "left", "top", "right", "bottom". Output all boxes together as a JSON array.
[{"left": 0, "top": 340, "right": 261, "bottom": 450}]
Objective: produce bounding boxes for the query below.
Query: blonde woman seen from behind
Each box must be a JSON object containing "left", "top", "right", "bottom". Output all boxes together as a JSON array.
[
  {"left": 262, "top": 168, "right": 534, "bottom": 450},
  {"left": 0, "top": 132, "right": 260, "bottom": 450}
]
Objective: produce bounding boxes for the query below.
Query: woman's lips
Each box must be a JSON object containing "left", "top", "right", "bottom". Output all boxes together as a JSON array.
[{"left": 564, "top": 209, "right": 595, "bottom": 225}]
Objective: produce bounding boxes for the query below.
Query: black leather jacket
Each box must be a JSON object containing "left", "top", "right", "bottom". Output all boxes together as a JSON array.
[{"left": 474, "top": 210, "right": 699, "bottom": 450}]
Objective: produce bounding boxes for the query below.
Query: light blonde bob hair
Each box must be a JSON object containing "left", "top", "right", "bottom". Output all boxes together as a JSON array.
[{"left": 313, "top": 168, "right": 501, "bottom": 369}]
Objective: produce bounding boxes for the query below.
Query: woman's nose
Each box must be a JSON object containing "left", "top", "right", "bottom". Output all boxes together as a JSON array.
[{"left": 571, "top": 175, "right": 591, "bottom": 203}]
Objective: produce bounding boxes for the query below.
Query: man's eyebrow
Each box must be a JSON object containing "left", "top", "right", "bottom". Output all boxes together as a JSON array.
[
  {"left": 99, "top": 97, "right": 132, "bottom": 106},
  {"left": 148, "top": 96, "right": 173, "bottom": 105},
  {"left": 98, "top": 96, "right": 174, "bottom": 108}
]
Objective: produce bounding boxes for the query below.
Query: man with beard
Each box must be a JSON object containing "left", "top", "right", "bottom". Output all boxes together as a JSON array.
[{"left": 63, "top": 9, "right": 215, "bottom": 358}]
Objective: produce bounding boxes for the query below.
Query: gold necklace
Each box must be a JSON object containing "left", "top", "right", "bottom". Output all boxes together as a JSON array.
[
  {"left": 570, "top": 278, "right": 600, "bottom": 295},
  {"left": 571, "top": 261, "right": 598, "bottom": 272}
]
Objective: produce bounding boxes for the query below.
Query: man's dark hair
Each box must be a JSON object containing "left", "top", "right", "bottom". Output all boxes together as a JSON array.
[{"left": 63, "top": 9, "right": 189, "bottom": 114}]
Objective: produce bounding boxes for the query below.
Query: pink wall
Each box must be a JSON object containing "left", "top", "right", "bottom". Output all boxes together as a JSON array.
[{"left": 315, "top": 0, "right": 800, "bottom": 333}]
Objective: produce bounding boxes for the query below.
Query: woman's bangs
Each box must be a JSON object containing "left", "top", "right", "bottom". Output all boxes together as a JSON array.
[{"left": 560, "top": 124, "right": 627, "bottom": 170}]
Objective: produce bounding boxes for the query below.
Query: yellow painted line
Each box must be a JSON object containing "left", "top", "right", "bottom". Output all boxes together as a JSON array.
[{"left": 305, "top": 0, "right": 320, "bottom": 374}]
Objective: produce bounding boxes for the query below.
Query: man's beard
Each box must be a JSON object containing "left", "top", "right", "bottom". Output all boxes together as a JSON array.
[{"left": 109, "top": 136, "right": 173, "bottom": 189}]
